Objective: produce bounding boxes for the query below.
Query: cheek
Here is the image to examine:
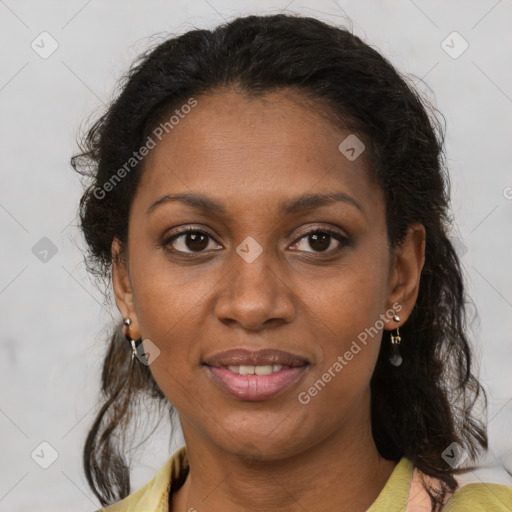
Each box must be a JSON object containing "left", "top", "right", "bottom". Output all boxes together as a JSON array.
[
  {"left": 130, "top": 253, "right": 214, "bottom": 335},
  {"left": 295, "top": 300, "right": 383, "bottom": 420},
  {"left": 301, "top": 258, "right": 389, "bottom": 387},
  {"left": 306, "top": 249, "right": 389, "bottom": 335},
  {"left": 128, "top": 260, "right": 216, "bottom": 397}
]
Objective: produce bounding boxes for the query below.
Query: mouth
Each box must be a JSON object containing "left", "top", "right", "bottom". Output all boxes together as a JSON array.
[{"left": 203, "top": 348, "right": 309, "bottom": 401}]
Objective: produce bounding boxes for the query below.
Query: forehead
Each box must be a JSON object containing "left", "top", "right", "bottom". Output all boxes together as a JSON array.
[{"left": 133, "top": 89, "right": 383, "bottom": 219}]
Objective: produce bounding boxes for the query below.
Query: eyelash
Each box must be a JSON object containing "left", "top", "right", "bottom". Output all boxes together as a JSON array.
[{"left": 160, "top": 224, "right": 350, "bottom": 256}]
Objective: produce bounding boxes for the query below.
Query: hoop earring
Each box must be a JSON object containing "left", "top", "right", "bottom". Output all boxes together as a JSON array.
[{"left": 389, "top": 313, "right": 402, "bottom": 367}]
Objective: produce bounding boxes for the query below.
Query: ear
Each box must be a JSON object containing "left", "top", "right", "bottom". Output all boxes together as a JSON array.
[
  {"left": 384, "top": 223, "right": 426, "bottom": 329},
  {"left": 112, "top": 237, "right": 140, "bottom": 339}
]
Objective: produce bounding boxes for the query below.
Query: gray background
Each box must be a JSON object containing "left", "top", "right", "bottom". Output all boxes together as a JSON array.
[{"left": 1, "top": 0, "right": 511, "bottom": 510}]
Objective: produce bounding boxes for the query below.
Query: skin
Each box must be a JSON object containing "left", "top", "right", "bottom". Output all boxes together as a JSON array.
[{"left": 112, "top": 88, "right": 426, "bottom": 512}]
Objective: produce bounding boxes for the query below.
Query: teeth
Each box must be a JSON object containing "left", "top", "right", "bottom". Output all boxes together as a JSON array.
[
  {"left": 239, "top": 365, "right": 255, "bottom": 375},
  {"left": 226, "top": 364, "right": 285, "bottom": 375}
]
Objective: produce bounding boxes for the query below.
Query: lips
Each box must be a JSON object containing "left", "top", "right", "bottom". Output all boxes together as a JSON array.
[
  {"left": 203, "top": 348, "right": 309, "bottom": 368},
  {"left": 203, "top": 348, "right": 309, "bottom": 401}
]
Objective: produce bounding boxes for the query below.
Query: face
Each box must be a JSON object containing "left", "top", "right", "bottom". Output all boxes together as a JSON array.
[{"left": 113, "top": 88, "right": 424, "bottom": 460}]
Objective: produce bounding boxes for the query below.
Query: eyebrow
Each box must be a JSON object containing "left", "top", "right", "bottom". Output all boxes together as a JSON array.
[{"left": 146, "top": 191, "right": 364, "bottom": 217}]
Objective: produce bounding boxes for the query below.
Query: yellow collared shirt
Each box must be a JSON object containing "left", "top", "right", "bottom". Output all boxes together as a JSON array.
[{"left": 98, "top": 445, "right": 512, "bottom": 511}]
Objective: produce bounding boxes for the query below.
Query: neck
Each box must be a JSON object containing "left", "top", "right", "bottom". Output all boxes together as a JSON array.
[{"left": 171, "top": 400, "right": 397, "bottom": 512}]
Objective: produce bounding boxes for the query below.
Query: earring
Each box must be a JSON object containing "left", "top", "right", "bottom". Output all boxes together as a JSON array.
[
  {"left": 389, "top": 313, "right": 402, "bottom": 367},
  {"left": 123, "top": 318, "right": 138, "bottom": 362}
]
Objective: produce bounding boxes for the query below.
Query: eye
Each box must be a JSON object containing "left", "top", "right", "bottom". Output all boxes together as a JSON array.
[
  {"left": 289, "top": 227, "right": 348, "bottom": 253},
  {"left": 162, "top": 227, "right": 222, "bottom": 254},
  {"left": 161, "top": 225, "right": 349, "bottom": 256}
]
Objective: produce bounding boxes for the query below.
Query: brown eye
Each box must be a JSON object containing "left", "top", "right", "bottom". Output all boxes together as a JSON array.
[
  {"left": 307, "top": 232, "right": 331, "bottom": 252},
  {"left": 290, "top": 228, "right": 348, "bottom": 253},
  {"left": 164, "top": 229, "right": 222, "bottom": 254}
]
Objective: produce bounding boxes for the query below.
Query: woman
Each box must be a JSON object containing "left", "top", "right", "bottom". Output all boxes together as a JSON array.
[{"left": 71, "top": 13, "right": 512, "bottom": 512}]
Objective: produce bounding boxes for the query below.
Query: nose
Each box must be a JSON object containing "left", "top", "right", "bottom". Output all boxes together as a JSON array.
[{"left": 214, "top": 243, "right": 295, "bottom": 331}]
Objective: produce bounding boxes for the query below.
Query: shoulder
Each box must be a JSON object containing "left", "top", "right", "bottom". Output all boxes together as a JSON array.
[
  {"left": 406, "top": 460, "right": 512, "bottom": 512},
  {"left": 443, "top": 482, "right": 512, "bottom": 511},
  {"left": 98, "top": 445, "right": 188, "bottom": 511}
]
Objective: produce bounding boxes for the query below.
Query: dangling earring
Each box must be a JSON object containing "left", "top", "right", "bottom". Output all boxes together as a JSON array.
[
  {"left": 123, "top": 318, "right": 138, "bottom": 362},
  {"left": 389, "top": 313, "right": 402, "bottom": 367}
]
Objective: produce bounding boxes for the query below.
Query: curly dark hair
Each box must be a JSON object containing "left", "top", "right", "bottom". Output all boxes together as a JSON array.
[{"left": 71, "top": 13, "right": 488, "bottom": 511}]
